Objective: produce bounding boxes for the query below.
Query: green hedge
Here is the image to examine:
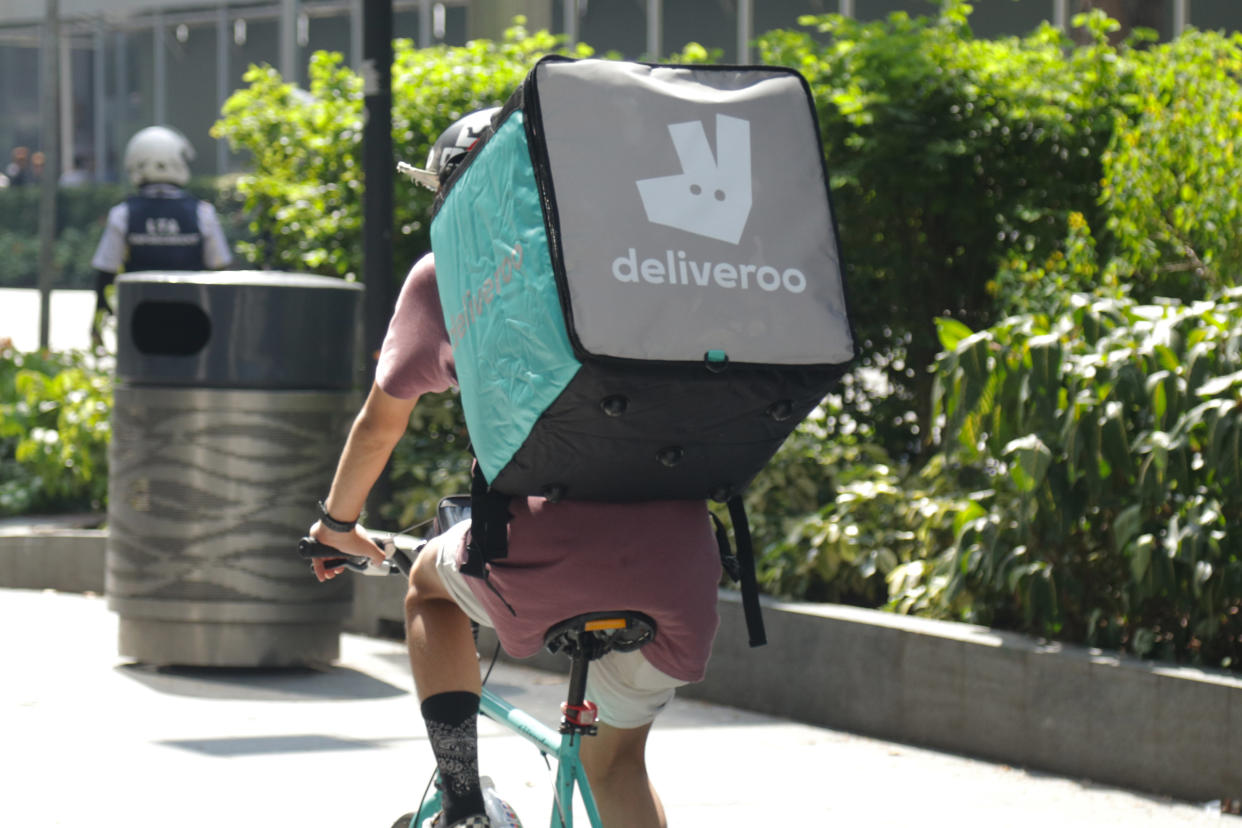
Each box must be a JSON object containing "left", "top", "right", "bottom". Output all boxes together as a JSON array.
[
  {"left": 892, "top": 290, "right": 1242, "bottom": 670},
  {"left": 0, "top": 343, "right": 111, "bottom": 516},
  {"left": 758, "top": 6, "right": 1153, "bottom": 456}
]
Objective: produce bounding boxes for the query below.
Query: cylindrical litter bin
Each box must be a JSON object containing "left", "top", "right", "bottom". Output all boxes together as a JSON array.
[{"left": 106, "top": 271, "right": 364, "bottom": 667}]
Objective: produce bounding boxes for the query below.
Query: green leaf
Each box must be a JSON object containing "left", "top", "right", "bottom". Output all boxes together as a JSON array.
[
  {"left": 958, "top": 331, "right": 994, "bottom": 385},
  {"left": 1003, "top": 434, "right": 1052, "bottom": 492},
  {"left": 1112, "top": 504, "right": 1143, "bottom": 554},
  {"left": 1194, "top": 560, "right": 1214, "bottom": 586},
  {"left": 951, "top": 500, "right": 987, "bottom": 539},
  {"left": 1153, "top": 344, "right": 1180, "bottom": 374},
  {"left": 1027, "top": 334, "right": 1063, "bottom": 390},
  {"left": 1197, "top": 370, "right": 1242, "bottom": 398},
  {"left": 1129, "top": 533, "right": 1154, "bottom": 583},
  {"left": 935, "top": 317, "right": 975, "bottom": 351}
]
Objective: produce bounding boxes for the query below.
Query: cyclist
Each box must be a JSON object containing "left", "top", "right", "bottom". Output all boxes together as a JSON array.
[
  {"left": 89, "top": 125, "right": 232, "bottom": 347},
  {"left": 309, "top": 109, "right": 722, "bottom": 828}
]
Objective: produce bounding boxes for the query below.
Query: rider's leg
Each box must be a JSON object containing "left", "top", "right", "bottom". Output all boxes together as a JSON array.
[
  {"left": 580, "top": 722, "right": 667, "bottom": 828},
  {"left": 406, "top": 535, "right": 485, "bottom": 824},
  {"left": 406, "top": 534, "right": 482, "bottom": 699}
]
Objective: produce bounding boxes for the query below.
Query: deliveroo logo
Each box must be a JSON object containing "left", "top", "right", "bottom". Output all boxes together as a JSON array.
[
  {"left": 636, "top": 114, "right": 753, "bottom": 245},
  {"left": 615, "top": 112, "right": 805, "bottom": 294}
]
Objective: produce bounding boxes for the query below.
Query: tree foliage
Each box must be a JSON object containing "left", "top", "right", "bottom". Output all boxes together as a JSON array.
[
  {"left": 212, "top": 20, "right": 589, "bottom": 283},
  {"left": 756, "top": 5, "right": 1144, "bottom": 456},
  {"left": 1102, "top": 29, "right": 1242, "bottom": 301}
]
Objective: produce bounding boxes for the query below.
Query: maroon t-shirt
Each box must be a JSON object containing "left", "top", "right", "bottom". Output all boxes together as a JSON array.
[{"left": 376, "top": 254, "right": 721, "bottom": 682}]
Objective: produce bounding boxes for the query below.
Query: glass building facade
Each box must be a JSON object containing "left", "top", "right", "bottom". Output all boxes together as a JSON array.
[{"left": 0, "top": 0, "right": 1237, "bottom": 182}]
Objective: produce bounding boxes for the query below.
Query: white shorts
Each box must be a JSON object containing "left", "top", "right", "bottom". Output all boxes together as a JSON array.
[{"left": 433, "top": 520, "right": 685, "bottom": 729}]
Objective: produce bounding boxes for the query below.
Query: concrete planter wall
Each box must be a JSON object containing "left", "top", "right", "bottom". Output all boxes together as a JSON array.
[
  {"left": 2, "top": 523, "right": 1238, "bottom": 805},
  {"left": 0, "top": 526, "right": 106, "bottom": 594}
]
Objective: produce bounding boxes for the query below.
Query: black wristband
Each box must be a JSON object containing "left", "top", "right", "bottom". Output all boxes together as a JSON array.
[{"left": 317, "top": 500, "right": 358, "bottom": 533}]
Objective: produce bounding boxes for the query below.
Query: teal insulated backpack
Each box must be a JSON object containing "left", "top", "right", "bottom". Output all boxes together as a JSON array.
[{"left": 429, "top": 57, "right": 856, "bottom": 645}]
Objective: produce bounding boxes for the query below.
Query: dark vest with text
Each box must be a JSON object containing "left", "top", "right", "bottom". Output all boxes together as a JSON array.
[{"left": 125, "top": 188, "right": 206, "bottom": 272}]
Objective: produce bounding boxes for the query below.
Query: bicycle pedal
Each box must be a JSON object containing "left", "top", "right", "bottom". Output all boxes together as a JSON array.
[{"left": 482, "top": 776, "right": 523, "bottom": 827}]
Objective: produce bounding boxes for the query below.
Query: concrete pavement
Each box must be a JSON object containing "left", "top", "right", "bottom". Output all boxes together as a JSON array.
[
  {"left": 0, "top": 288, "right": 98, "bottom": 352},
  {"left": 3, "top": 587, "right": 1235, "bottom": 827}
]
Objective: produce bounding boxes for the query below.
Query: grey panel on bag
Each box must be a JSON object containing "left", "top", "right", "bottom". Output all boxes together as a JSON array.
[{"left": 535, "top": 59, "right": 853, "bottom": 366}]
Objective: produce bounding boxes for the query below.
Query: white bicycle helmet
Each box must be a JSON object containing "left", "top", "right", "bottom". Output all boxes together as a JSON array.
[
  {"left": 124, "top": 126, "right": 195, "bottom": 187},
  {"left": 405, "top": 108, "right": 500, "bottom": 191}
]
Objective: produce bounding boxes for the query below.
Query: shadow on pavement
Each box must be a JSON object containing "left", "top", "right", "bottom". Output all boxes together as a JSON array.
[
  {"left": 116, "top": 661, "right": 410, "bottom": 702},
  {"left": 156, "top": 732, "right": 408, "bottom": 758}
]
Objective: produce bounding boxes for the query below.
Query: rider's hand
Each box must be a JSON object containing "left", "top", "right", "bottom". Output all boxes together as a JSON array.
[{"left": 308, "top": 521, "right": 386, "bottom": 582}]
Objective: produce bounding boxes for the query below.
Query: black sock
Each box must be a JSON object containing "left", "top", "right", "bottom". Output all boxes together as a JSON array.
[{"left": 421, "top": 691, "right": 484, "bottom": 823}]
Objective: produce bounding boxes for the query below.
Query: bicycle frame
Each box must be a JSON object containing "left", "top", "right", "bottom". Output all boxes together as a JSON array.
[{"left": 409, "top": 687, "right": 601, "bottom": 828}]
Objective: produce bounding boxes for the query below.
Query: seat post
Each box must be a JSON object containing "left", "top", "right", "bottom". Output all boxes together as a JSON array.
[
  {"left": 561, "top": 632, "right": 600, "bottom": 736},
  {"left": 566, "top": 648, "right": 590, "bottom": 711}
]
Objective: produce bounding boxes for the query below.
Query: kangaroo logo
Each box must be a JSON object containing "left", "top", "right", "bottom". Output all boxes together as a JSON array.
[{"left": 636, "top": 114, "right": 753, "bottom": 245}]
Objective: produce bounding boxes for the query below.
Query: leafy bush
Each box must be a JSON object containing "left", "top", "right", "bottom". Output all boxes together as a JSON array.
[
  {"left": 0, "top": 229, "right": 43, "bottom": 289},
  {"left": 890, "top": 293, "right": 1242, "bottom": 669},
  {"left": 212, "top": 20, "right": 589, "bottom": 283},
  {"left": 0, "top": 344, "right": 111, "bottom": 516},
  {"left": 1101, "top": 29, "right": 1242, "bottom": 302},
  {"left": 756, "top": 6, "right": 1146, "bottom": 457},
  {"left": 757, "top": 442, "right": 970, "bottom": 607},
  {"left": 989, "top": 210, "right": 1123, "bottom": 319}
]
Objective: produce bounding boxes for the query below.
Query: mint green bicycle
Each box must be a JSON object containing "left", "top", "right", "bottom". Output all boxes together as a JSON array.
[{"left": 299, "top": 497, "right": 657, "bottom": 828}]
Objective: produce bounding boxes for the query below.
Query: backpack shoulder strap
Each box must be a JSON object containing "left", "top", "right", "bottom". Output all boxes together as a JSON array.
[
  {"left": 461, "top": 462, "right": 512, "bottom": 579},
  {"left": 725, "top": 496, "right": 767, "bottom": 648}
]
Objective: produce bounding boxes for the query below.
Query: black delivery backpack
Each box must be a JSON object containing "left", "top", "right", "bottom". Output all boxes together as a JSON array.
[{"left": 428, "top": 57, "right": 856, "bottom": 645}]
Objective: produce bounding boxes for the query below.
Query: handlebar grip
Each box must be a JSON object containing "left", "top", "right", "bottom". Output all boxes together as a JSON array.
[
  {"left": 298, "top": 536, "right": 343, "bottom": 559},
  {"left": 298, "top": 537, "right": 362, "bottom": 570},
  {"left": 298, "top": 536, "right": 401, "bottom": 576}
]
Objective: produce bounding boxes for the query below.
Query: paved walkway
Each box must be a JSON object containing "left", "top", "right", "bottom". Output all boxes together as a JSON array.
[
  {"left": 0, "top": 288, "right": 97, "bottom": 352},
  {"left": 3, "top": 588, "right": 1234, "bottom": 827}
]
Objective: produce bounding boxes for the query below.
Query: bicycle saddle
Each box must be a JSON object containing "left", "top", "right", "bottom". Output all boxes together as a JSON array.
[{"left": 543, "top": 611, "right": 657, "bottom": 661}]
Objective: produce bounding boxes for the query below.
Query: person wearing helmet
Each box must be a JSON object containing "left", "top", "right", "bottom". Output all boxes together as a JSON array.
[
  {"left": 308, "top": 110, "right": 720, "bottom": 828},
  {"left": 399, "top": 107, "right": 500, "bottom": 192},
  {"left": 89, "top": 126, "right": 233, "bottom": 347}
]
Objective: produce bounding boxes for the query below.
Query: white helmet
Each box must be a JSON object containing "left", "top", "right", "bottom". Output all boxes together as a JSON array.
[{"left": 124, "top": 126, "right": 195, "bottom": 187}]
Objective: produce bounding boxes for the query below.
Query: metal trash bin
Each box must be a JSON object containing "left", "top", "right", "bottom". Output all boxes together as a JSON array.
[{"left": 106, "top": 271, "right": 364, "bottom": 667}]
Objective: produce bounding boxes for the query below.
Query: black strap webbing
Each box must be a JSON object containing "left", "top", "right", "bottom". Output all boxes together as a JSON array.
[
  {"left": 462, "top": 463, "right": 511, "bottom": 579},
  {"left": 727, "top": 496, "right": 767, "bottom": 648},
  {"left": 709, "top": 512, "right": 742, "bottom": 583}
]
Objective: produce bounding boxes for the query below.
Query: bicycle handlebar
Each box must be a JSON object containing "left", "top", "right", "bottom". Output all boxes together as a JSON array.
[{"left": 297, "top": 532, "right": 422, "bottom": 577}]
